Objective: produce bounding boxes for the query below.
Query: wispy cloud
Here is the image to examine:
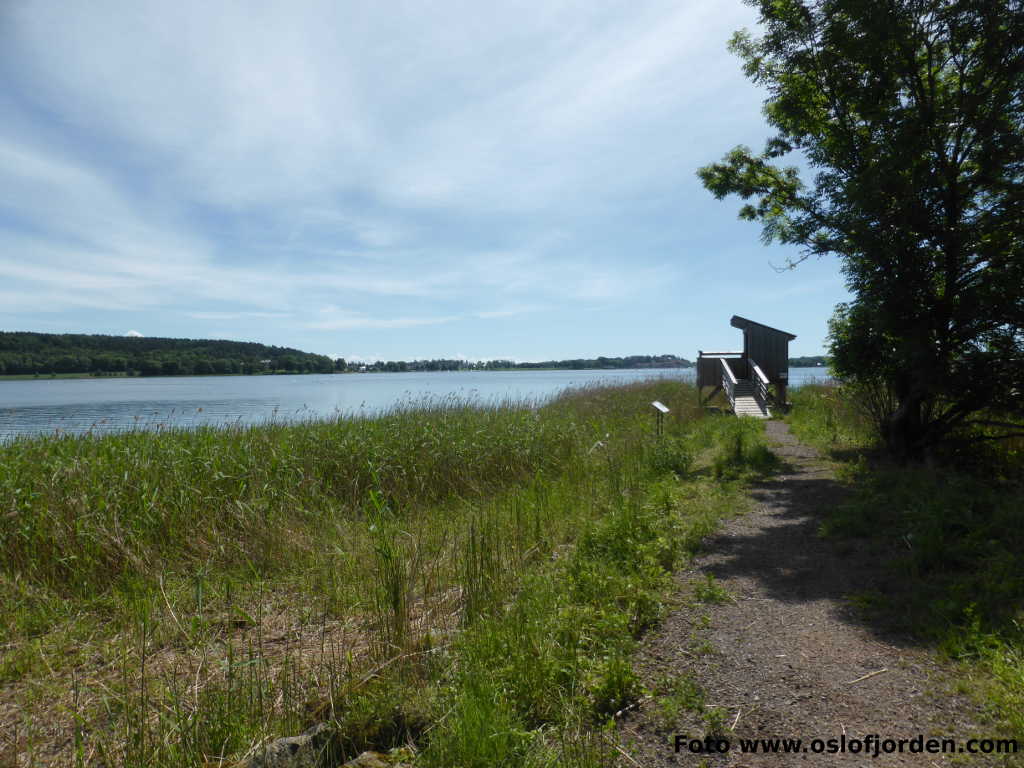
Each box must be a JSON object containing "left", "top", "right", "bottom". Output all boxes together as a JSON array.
[
  {"left": 306, "top": 306, "right": 459, "bottom": 331},
  {"left": 187, "top": 311, "right": 291, "bottom": 321},
  {"left": 474, "top": 305, "right": 545, "bottom": 320},
  {"left": 0, "top": 0, "right": 845, "bottom": 358}
]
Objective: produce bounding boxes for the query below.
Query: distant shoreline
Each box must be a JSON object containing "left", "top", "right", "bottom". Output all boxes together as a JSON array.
[
  {"left": 0, "top": 360, "right": 830, "bottom": 383},
  {"left": 0, "top": 367, "right": 692, "bottom": 382}
]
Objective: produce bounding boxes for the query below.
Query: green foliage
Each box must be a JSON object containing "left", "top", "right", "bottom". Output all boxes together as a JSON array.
[
  {"left": 786, "top": 383, "right": 874, "bottom": 452},
  {"left": 652, "top": 675, "right": 705, "bottom": 732},
  {"left": 0, "top": 400, "right": 581, "bottom": 598},
  {"left": 2, "top": 378, "right": 759, "bottom": 766},
  {"left": 788, "top": 355, "right": 828, "bottom": 367},
  {"left": 702, "top": 706, "right": 730, "bottom": 739},
  {"left": 647, "top": 436, "right": 695, "bottom": 476},
  {"left": 0, "top": 330, "right": 335, "bottom": 376},
  {"left": 828, "top": 464, "right": 1024, "bottom": 739},
  {"left": 692, "top": 574, "right": 732, "bottom": 605},
  {"left": 709, "top": 417, "right": 780, "bottom": 479},
  {"left": 423, "top": 434, "right": 743, "bottom": 766},
  {"left": 367, "top": 487, "right": 417, "bottom": 658},
  {"left": 789, "top": 385, "right": 1024, "bottom": 739},
  {"left": 482, "top": 354, "right": 693, "bottom": 370},
  {"left": 0, "top": 332, "right": 696, "bottom": 377},
  {"left": 700, "top": 0, "right": 1024, "bottom": 459}
]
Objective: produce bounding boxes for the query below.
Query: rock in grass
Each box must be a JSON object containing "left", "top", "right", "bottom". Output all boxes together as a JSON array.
[
  {"left": 240, "top": 723, "right": 413, "bottom": 768},
  {"left": 343, "top": 750, "right": 414, "bottom": 767},
  {"left": 342, "top": 753, "right": 388, "bottom": 767},
  {"left": 242, "top": 722, "right": 337, "bottom": 768}
]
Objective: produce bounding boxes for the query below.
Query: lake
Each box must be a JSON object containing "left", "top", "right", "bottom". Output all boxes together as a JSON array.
[{"left": 0, "top": 367, "right": 833, "bottom": 440}]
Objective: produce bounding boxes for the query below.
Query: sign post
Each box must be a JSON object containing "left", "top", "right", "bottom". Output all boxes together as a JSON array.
[{"left": 651, "top": 400, "right": 670, "bottom": 436}]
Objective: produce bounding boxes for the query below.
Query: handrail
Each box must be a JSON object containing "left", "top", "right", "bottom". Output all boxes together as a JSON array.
[
  {"left": 749, "top": 358, "right": 770, "bottom": 407},
  {"left": 720, "top": 358, "right": 737, "bottom": 410},
  {"left": 750, "top": 360, "right": 769, "bottom": 385},
  {"left": 720, "top": 358, "right": 738, "bottom": 385}
]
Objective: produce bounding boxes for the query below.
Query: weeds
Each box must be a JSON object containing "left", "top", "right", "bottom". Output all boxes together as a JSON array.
[
  {"left": 702, "top": 706, "right": 730, "bottom": 739},
  {"left": 692, "top": 574, "right": 732, "bottom": 605},
  {"left": 652, "top": 675, "right": 705, "bottom": 732},
  {"left": 706, "top": 417, "right": 780, "bottom": 479}
]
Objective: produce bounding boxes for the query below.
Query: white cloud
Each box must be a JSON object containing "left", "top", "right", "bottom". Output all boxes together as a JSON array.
[
  {"left": 187, "top": 311, "right": 291, "bottom": 321},
  {"left": 306, "top": 306, "right": 459, "bottom": 331},
  {"left": 475, "top": 305, "right": 545, "bottom": 320},
  {"left": 0, "top": 0, "right": 822, "bottom": 360},
  {"left": 125, "top": 330, "right": 143, "bottom": 337},
  {"left": 4, "top": 0, "right": 759, "bottom": 214}
]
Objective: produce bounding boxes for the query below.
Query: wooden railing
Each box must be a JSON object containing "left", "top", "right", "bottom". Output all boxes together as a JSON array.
[
  {"left": 720, "top": 358, "right": 738, "bottom": 410},
  {"left": 749, "top": 358, "right": 770, "bottom": 406}
]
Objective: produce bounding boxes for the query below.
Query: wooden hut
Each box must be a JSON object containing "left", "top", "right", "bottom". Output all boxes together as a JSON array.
[{"left": 697, "top": 316, "right": 796, "bottom": 418}]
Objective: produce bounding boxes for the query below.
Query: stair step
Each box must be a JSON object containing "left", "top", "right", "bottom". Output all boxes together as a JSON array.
[{"left": 732, "top": 394, "right": 770, "bottom": 419}]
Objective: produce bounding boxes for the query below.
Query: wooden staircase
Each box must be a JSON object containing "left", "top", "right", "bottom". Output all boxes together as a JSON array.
[
  {"left": 731, "top": 379, "right": 771, "bottom": 419},
  {"left": 705, "top": 356, "right": 773, "bottom": 419}
]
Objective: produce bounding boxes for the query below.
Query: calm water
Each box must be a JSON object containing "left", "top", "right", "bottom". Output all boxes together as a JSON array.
[{"left": 0, "top": 367, "right": 832, "bottom": 440}]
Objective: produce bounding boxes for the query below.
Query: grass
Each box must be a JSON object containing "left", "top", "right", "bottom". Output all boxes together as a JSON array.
[
  {"left": 786, "top": 384, "right": 1024, "bottom": 740},
  {"left": 0, "top": 372, "right": 130, "bottom": 381},
  {"left": 0, "top": 379, "right": 774, "bottom": 767}
]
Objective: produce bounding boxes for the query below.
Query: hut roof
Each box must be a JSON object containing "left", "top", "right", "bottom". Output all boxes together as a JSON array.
[{"left": 729, "top": 315, "right": 797, "bottom": 341}]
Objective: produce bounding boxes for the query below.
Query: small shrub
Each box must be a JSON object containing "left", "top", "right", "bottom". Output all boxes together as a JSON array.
[{"left": 648, "top": 437, "right": 694, "bottom": 476}]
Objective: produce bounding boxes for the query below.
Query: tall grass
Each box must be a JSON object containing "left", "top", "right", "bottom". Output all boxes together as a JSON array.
[
  {"left": 786, "top": 382, "right": 875, "bottom": 453},
  {"left": 1, "top": 378, "right": 760, "bottom": 766},
  {"left": 1, "top": 396, "right": 583, "bottom": 595}
]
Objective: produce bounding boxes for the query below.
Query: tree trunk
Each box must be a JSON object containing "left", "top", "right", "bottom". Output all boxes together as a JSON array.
[{"left": 886, "top": 393, "right": 926, "bottom": 462}]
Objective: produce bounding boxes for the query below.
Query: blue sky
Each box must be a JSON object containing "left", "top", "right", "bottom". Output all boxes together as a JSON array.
[{"left": 0, "top": 0, "right": 849, "bottom": 362}]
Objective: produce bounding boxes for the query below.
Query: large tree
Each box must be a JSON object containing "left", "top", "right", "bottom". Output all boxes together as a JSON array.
[{"left": 700, "top": 0, "right": 1024, "bottom": 459}]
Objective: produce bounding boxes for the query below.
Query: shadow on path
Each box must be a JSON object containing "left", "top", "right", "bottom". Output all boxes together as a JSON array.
[
  {"left": 618, "top": 420, "right": 993, "bottom": 767},
  {"left": 696, "top": 422, "right": 921, "bottom": 648}
]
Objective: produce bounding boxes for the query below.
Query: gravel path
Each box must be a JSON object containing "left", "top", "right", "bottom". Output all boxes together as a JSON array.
[{"left": 620, "top": 421, "right": 1001, "bottom": 767}]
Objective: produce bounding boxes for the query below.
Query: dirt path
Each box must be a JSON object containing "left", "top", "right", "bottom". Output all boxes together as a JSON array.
[{"left": 621, "top": 421, "right": 1001, "bottom": 766}]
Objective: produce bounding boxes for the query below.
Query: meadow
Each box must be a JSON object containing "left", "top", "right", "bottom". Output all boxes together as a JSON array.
[{"left": 0, "top": 379, "right": 772, "bottom": 767}]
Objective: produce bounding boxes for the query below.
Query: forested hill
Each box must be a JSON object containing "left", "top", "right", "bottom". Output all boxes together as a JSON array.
[
  {"left": 788, "top": 355, "right": 828, "bottom": 367},
  {"left": 0, "top": 332, "right": 697, "bottom": 377},
  {"left": 0, "top": 332, "right": 335, "bottom": 376},
  {"left": 0, "top": 332, "right": 827, "bottom": 378}
]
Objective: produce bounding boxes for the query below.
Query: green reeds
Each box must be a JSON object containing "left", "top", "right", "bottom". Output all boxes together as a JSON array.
[{"left": 1, "top": 378, "right": 751, "bottom": 766}]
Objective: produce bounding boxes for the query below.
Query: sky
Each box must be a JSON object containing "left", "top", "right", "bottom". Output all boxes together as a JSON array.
[{"left": 0, "top": 0, "right": 850, "bottom": 362}]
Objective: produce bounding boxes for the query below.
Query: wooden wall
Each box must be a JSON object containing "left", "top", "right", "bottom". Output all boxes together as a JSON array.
[
  {"left": 744, "top": 326, "right": 790, "bottom": 383},
  {"left": 696, "top": 354, "right": 746, "bottom": 388},
  {"left": 700, "top": 318, "right": 795, "bottom": 389}
]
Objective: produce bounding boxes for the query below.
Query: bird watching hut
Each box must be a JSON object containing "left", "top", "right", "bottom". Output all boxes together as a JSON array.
[{"left": 697, "top": 316, "right": 797, "bottom": 418}]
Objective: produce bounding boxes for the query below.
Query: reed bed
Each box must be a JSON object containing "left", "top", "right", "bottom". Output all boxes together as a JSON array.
[{"left": 0, "top": 379, "right": 768, "bottom": 767}]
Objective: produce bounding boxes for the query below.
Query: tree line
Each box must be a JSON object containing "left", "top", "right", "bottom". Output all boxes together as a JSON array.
[
  {"left": 0, "top": 334, "right": 701, "bottom": 377},
  {"left": 0, "top": 332, "right": 335, "bottom": 376},
  {"left": 263, "top": 354, "right": 696, "bottom": 373},
  {"left": 788, "top": 356, "right": 828, "bottom": 368},
  {"left": 0, "top": 331, "right": 830, "bottom": 379}
]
